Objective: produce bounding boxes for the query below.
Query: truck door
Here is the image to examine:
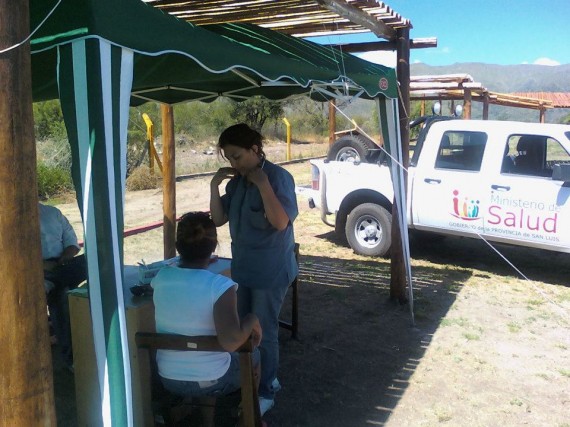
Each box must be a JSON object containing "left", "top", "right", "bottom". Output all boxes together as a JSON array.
[
  {"left": 412, "top": 130, "right": 489, "bottom": 237},
  {"left": 484, "top": 135, "right": 570, "bottom": 252}
]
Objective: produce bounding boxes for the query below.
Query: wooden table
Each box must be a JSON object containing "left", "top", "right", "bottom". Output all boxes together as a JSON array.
[{"left": 69, "top": 259, "right": 231, "bottom": 426}]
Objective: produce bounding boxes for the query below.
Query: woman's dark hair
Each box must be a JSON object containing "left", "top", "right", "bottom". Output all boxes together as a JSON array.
[
  {"left": 175, "top": 212, "right": 218, "bottom": 262},
  {"left": 218, "top": 123, "right": 266, "bottom": 160}
]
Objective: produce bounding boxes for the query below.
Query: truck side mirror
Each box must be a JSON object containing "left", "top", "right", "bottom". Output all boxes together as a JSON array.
[{"left": 552, "top": 164, "right": 570, "bottom": 182}]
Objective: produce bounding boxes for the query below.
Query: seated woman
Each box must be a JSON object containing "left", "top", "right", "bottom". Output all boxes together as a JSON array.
[{"left": 152, "top": 211, "right": 262, "bottom": 424}]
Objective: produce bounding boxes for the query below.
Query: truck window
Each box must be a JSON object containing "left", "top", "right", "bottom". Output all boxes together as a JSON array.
[
  {"left": 435, "top": 131, "right": 487, "bottom": 172},
  {"left": 501, "top": 140, "right": 516, "bottom": 173},
  {"left": 504, "top": 135, "right": 570, "bottom": 177},
  {"left": 546, "top": 138, "right": 570, "bottom": 173}
]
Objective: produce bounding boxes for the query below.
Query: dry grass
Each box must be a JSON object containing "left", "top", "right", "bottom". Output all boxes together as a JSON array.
[{"left": 126, "top": 165, "right": 161, "bottom": 191}]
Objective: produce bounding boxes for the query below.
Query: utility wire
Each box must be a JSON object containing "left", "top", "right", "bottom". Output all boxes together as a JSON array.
[{"left": 0, "top": 0, "right": 63, "bottom": 54}]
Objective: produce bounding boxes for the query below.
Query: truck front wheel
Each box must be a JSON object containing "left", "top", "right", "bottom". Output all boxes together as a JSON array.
[{"left": 345, "top": 203, "right": 392, "bottom": 257}]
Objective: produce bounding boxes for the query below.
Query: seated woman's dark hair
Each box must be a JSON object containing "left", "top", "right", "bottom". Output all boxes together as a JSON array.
[
  {"left": 176, "top": 212, "right": 218, "bottom": 262},
  {"left": 218, "top": 123, "right": 265, "bottom": 160}
]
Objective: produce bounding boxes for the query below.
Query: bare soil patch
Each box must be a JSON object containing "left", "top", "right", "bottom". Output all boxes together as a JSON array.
[{"left": 54, "top": 148, "right": 570, "bottom": 427}]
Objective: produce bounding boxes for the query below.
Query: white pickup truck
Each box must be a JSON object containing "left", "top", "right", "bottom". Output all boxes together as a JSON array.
[{"left": 307, "top": 119, "right": 570, "bottom": 256}]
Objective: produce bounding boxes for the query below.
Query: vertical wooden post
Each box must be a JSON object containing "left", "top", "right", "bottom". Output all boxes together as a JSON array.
[
  {"left": 463, "top": 89, "right": 472, "bottom": 119},
  {"left": 0, "top": 0, "right": 56, "bottom": 423},
  {"left": 161, "top": 104, "right": 176, "bottom": 259},
  {"left": 390, "top": 26, "right": 411, "bottom": 303},
  {"left": 282, "top": 118, "right": 292, "bottom": 161},
  {"left": 420, "top": 99, "right": 425, "bottom": 116},
  {"left": 328, "top": 100, "right": 336, "bottom": 146},
  {"left": 539, "top": 106, "right": 546, "bottom": 123},
  {"left": 482, "top": 93, "right": 490, "bottom": 120}
]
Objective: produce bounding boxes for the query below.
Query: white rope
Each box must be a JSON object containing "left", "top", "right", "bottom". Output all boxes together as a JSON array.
[
  {"left": 317, "top": 22, "right": 351, "bottom": 98},
  {"left": 0, "top": 0, "right": 63, "bottom": 54},
  {"left": 478, "top": 235, "right": 569, "bottom": 321}
]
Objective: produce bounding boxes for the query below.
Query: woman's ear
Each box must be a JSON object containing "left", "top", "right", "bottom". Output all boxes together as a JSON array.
[{"left": 251, "top": 144, "right": 259, "bottom": 155}]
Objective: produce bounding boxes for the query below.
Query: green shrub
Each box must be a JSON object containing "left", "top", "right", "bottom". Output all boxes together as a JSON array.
[
  {"left": 33, "top": 100, "right": 67, "bottom": 141},
  {"left": 37, "top": 162, "right": 73, "bottom": 199}
]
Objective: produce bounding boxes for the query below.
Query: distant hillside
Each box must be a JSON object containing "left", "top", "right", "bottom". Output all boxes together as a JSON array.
[
  {"left": 411, "top": 63, "right": 570, "bottom": 92},
  {"left": 410, "top": 63, "right": 570, "bottom": 123}
]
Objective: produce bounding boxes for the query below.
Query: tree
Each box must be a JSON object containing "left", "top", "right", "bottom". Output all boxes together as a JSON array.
[
  {"left": 33, "top": 100, "right": 67, "bottom": 141},
  {"left": 230, "top": 96, "right": 284, "bottom": 131}
]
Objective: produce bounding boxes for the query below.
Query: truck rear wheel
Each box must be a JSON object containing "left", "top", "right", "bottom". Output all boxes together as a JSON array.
[
  {"left": 345, "top": 203, "right": 392, "bottom": 257},
  {"left": 327, "top": 134, "right": 376, "bottom": 163}
]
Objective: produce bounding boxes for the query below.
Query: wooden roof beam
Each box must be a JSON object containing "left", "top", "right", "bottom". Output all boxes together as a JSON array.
[
  {"left": 412, "top": 74, "right": 473, "bottom": 83},
  {"left": 316, "top": 0, "right": 398, "bottom": 40},
  {"left": 410, "top": 82, "right": 483, "bottom": 90},
  {"left": 411, "top": 92, "right": 554, "bottom": 110},
  {"left": 328, "top": 37, "right": 436, "bottom": 53}
]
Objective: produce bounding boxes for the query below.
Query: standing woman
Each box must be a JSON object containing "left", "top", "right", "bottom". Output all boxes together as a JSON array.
[{"left": 210, "top": 123, "right": 298, "bottom": 415}]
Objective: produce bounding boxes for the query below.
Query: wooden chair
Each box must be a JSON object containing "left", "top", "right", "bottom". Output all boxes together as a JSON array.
[
  {"left": 278, "top": 243, "right": 300, "bottom": 340},
  {"left": 135, "top": 332, "right": 262, "bottom": 427}
]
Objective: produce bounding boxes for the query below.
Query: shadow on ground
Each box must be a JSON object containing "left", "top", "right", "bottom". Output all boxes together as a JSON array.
[
  {"left": 54, "top": 251, "right": 464, "bottom": 427},
  {"left": 52, "top": 346, "right": 77, "bottom": 426},
  {"left": 408, "top": 232, "right": 570, "bottom": 287},
  {"left": 266, "top": 253, "right": 469, "bottom": 427},
  {"left": 54, "top": 234, "right": 569, "bottom": 426}
]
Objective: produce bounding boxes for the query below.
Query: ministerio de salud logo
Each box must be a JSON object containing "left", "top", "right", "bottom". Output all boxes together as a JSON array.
[{"left": 451, "top": 189, "right": 480, "bottom": 220}]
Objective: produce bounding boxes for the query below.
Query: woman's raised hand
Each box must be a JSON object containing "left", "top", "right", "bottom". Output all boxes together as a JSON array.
[
  {"left": 246, "top": 166, "right": 268, "bottom": 187},
  {"left": 211, "top": 167, "right": 237, "bottom": 187}
]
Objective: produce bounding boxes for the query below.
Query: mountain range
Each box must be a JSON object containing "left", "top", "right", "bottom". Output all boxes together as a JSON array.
[
  {"left": 411, "top": 63, "right": 570, "bottom": 93},
  {"left": 409, "top": 63, "right": 570, "bottom": 123}
]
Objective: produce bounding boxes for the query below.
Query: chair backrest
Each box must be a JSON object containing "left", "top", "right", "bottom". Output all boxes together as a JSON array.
[
  {"left": 438, "top": 134, "right": 451, "bottom": 156},
  {"left": 135, "top": 332, "right": 261, "bottom": 427},
  {"left": 515, "top": 136, "right": 544, "bottom": 175},
  {"left": 136, "top": 333, "right": 236, "bottom": 352},
  {"left": 501, "top": 143, "right": 515, "bottom": 173},
  {"left": 460, "top": 133, "right": 486, "bottom": 171}
]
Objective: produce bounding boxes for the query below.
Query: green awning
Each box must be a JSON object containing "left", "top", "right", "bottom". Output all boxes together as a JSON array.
[
  {"left": 31, "top": 0, "right": 398, "bottom": 105},
  {"left": 28, "top": 1, "right": 403, "bottom": 425}
]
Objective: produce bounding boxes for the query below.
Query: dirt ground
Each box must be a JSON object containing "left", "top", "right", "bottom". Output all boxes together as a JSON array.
[{"left": 54, "top": 147, "right": 570, "bottom": 427}]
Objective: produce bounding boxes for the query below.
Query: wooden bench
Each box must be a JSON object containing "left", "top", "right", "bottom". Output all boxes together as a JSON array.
[{"left": 135, "top": 332, "right": 262, "bottom": 427}]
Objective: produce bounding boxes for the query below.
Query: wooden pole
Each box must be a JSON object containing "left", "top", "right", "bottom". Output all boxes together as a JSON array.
[
  {"left": 463, "top": 89, "right": 472, "bottom": 119},
  {"left": 328, "top": 100, "right": 336, "bottom": 146},
  {"left": 390, "top": 26, "right": 410, "bottom": 303},
  {"left": 282, "top": 117, "right": 292, "bottom": 161},
  {"left": 539, "top": 106, "right": 546, "bottom": 123},
  {"left": 482, "top": 93, "right": 490, "bottom": 120},
  {"left": 161, "top": 104, "right": 176, "bottom": 259},
  {"left": 0, "top": 0, "right": 56, "bottom": 424}
]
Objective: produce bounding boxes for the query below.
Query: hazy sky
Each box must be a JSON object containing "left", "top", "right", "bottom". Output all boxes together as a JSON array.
[{"left": 310, "top": 0, "right": 570, "bottom": 67}]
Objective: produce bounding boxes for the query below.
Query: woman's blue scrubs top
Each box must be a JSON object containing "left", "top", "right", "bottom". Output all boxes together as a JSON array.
[{"left": 221, "top": 161, "right": 298, "bottom": 289}]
